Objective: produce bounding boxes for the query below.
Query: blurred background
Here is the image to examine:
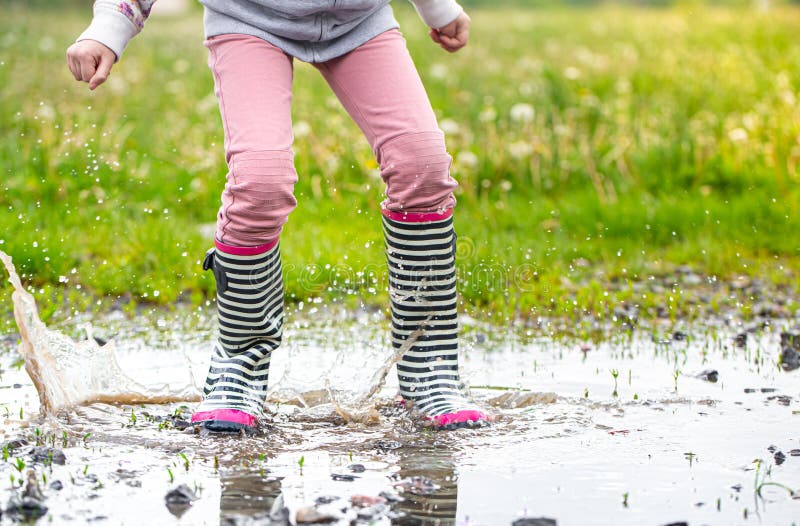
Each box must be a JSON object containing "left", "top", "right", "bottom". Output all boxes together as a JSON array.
[{"left": 1, "top": 0, "right": 798, "bottom": 329}]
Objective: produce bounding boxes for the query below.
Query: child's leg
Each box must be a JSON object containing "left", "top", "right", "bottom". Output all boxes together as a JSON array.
[
  {"left": 315, "top": 30, "right": 489, "bottom": 427},
  {"left": 192, "top": 34, "right": 298, "bottom": 432}
]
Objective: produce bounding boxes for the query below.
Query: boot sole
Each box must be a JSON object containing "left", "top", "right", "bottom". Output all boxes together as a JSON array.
[{"left": 198, "top": 419, "right": 256, "bottom": 435}]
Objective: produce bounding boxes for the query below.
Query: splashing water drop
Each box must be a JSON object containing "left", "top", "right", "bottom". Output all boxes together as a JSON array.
[{"left": 0, "top": 250, "right": 200, "bottom": 415}]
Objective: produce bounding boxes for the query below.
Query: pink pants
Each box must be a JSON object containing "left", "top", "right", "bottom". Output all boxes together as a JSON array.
[{"left": 206, "top": 29, "right": 458, "bottom": 247}]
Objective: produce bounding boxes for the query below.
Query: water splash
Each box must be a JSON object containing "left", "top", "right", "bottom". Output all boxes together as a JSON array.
[{"left": 0, "top": 250, "right": 200, "bottom": 414}]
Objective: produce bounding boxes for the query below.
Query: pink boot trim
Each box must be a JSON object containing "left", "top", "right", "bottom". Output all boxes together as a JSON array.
[
  {"left": 429, "top": 409, "right": 490, "bottom": 427},
  {"left": 191, "top": 409, "right": 257, "bottom": 427},
  {"left": 381, "top": 209, "right": 453, "bottom": 223},
  {"left": 214, "top": 238, "right": 278, "bottom": 256}
]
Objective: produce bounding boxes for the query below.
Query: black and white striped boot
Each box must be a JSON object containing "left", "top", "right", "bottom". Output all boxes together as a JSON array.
[
  {"left": 191, "top": 239, "right": 283, "bottom": 433},
  {"left": 383, "top": 210, "right": 490, "bottom": 429}
]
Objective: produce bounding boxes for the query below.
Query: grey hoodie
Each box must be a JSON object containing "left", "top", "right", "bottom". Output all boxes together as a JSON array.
[{"left": 78, "top": 0, "right": 464, "bottom": 63}]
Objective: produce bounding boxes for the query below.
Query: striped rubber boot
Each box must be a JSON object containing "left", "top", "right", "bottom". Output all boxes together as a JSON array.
[
  {"left": 191, "top": 239, "right": 283, "bottom": 433},
  {"left": 383, "top": 210, "right": 490, "bottom": 429}
]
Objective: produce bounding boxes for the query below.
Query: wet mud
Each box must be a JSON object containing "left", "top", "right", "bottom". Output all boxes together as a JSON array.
[{"left": 1, "top": 254, "right": 800, "bottom": 524}]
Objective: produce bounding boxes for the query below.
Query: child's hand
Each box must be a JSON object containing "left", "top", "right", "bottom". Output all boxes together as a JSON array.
[
  {"left": 66, "top": 40, "right": 116, "bottom": 90},
  {"left": 429, "top": 12, "right": 471, "bottom": 53}
]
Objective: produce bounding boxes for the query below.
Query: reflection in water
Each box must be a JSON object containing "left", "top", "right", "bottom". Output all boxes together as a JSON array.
[
  {"left": 393, "top": 446, "right": 458, "bottom": 526},
  {"left": 219, "top": 470, "right": 283, "bottom": 525},
  {"left": 212, "top": 438, "right": 461, "bottom": 524}
]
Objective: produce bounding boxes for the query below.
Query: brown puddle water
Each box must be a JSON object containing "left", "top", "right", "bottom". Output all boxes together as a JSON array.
[{"left": 1, "top": 251, "right": 799, "bottom": 525}]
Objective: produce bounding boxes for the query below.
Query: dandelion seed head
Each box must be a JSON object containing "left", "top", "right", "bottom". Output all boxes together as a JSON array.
[
  {"left": 456, "top": 151, "right": 479, "bottom": 168},
  {"left": 510, "top": 103, "right": 535, "bottom": 123}
]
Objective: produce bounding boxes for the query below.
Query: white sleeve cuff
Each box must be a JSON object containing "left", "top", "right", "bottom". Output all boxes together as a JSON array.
[
  {"left": 76, "top": 7, "right": 139, "bottom": 61},
  {"left": 409, "top": 0, "right": 464, "bottom": 29}
]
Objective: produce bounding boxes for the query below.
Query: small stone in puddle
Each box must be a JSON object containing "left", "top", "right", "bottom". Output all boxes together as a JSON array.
[
  {"left": 1, "top": 438, "right": 28, "bottom": 452},
  {"left": 512, "top": 518, "right": 557, "bottom": 526},
  {"left": 49, "top": 480, "right": 63, "bottom": 491},
  {"left": 374, "top": 440, "right": 402, "bottom": 451},
  {"left": 393, "top": 476, "right": 440, "bottom": 495},
  {"left": 672, "top": 331, "right": 688, "bottom": 341},
  {"left": 331, "top": 473, "right": 358, "bottom": 481},
  {"left": 6, "top": 470, "right": 48, "bottom": 521},
  {"left": 766, "top": 395, "right": 791, "bottom": 406},
  {"left": 661, "top": 523, "right": 689, "bottom": 526},
  {"left": 164, "top": 484, "right": 197, "bottom": 517},
  {"left": 169, "top": 417, "right": 193, "bottom": 431},
  {"left": 295, "top": 506, "right": 337, "bottom": 524},
  {"left": 31, "top": 446, "right": 66, "bottom": 465},
  {"left": 774, "top": 451, "right": 786, "bottom": 465},
  {"left": 780, "top": 332, "right": 800, "bottom": 371},
  {"left": 696, "top": 369, "right": 718, "bottom": 383},
  {"left": 165, "top": 484, "right": 197, "bottom": 505},
  {"left": 5, "top": 495, "right": 49, "bottom": 521},
  {"left": 351, "top": 494, "right": 387, "bottom": 507},
  {"left": 348, "top": 463, "right": 366, "bottom": 473},
  {"left": 768, "top": 445, "right": 778, "bottom": 453},
  {"left": 789, "top": 449, "right": 800, "bottom": 457},
  {"left": 378, "top": 490, "right": 404, "bottom": 503},
  {"left": 734, "top": 332, "right": 747, "bottom": 347},
  {"left": 314, "top": 495, "right": 339, "bottom": 505}
]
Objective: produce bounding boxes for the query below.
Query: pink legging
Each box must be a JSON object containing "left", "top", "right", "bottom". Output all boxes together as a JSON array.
[{"left": 206, "top": 29, "right": 458, "bottom": 247}]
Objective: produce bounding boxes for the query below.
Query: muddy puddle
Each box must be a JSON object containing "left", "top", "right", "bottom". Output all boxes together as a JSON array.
[{"left": 1, "top": 255, "right": 799, "bottom": 525}]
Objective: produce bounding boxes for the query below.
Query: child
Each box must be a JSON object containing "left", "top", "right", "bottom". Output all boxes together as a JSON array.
[{"left": 67, "top": 0, "right": 490, "bottom": 432}]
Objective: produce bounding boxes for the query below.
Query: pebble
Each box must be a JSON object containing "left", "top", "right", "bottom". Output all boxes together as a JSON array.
[
  {"left": 295, "top": 506, "right": 337, "bottom": 524},
  {"left": 164, "top": 484, "right": 197, "bottom": 517},
  {"left": 696, "top": 369, "right": 719, "bottom": 383},
  {"left": 4, "top": 495, "right": 48, "bottom": 521},
  {"left": 766, "top": 395, "right": 791, "bottom": 406},
  {"left": 373, "top": 440, "right": 402, "bottom": 451},
  {"left": 672, "top": 331, "right": 688, "bottom": 341},
  {"left": 512, "top": 518, "right": 557, "bottom": 526},
  {"left": 780, "top": 332, "right": 800, "bottom": 371},
  {"left": 350, "top": 494, "right": 387, "bottom": 507},
  {"left": 164, "top": 484, "right": 197, "bottom": 506},
  {"left": 1, "top": 439, "right": 28, "bottom": 453},
  {"left": 31, "top": 446, "right": 66, "bottom": 466},
  {"left": 331, "top": 473, "right": 358, "bottom": 482},
  {"left": 393, "top": 476, "right": 439, "bottom": 495},
  {"left": 5, "top": 470, "right": 48, "bottom": 521},
  {"left": 378, "top": 490, "right": 403, "bottom": 503}
]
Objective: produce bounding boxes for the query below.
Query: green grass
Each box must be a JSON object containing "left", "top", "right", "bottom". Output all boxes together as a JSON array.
[{"left": 1, "top": 3, "right": 799, "bottom": 331}]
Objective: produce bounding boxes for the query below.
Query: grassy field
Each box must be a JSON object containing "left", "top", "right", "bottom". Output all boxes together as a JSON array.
[{"left": 1, "top": 3, "right": 799, "bottom": 330}]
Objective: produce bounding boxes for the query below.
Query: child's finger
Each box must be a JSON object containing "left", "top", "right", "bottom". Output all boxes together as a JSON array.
[
  {"left": 89, "top": 53, "right": 113, "bottom": 90},
  {"left": 66, "top": 55, "right": 82, "bottom": 81},
  {"left": 438, "top": 33, "right": 464, "bottom": 51},
  {"left": 78, "top": 55, "right": 97, "bottom": 82},
  {"left": 429, "top": 28, "right": 442, "bottom": 44}
]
